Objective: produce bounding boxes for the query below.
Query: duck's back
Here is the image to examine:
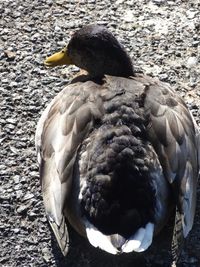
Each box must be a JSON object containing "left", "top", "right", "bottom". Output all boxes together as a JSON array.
[{"left": 36, "top": 74, "right": 199, "bottom": 256}]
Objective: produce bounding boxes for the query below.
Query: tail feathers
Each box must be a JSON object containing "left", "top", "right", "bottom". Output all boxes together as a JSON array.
[
  {"left": 47, "top": 214, "right": 69, "bottom": 256},
  {"left": 171, "top": 209, "right": 184, "bottom": 263},
  {"left": 85, "top": 220, "right": 154, "bottom": 254}
]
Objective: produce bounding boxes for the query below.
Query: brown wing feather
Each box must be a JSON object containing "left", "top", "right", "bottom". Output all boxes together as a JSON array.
[
  {"left": 35, "top": 81, "right": 103, "bottom": 255},
  {"left": 144, "top": 81, "right": 199, "bottom": 260}
]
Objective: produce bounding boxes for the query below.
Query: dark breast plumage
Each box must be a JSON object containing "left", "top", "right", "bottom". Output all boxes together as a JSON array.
[{"left": 36, "top": 73, "right": 199, "bottom": 258}]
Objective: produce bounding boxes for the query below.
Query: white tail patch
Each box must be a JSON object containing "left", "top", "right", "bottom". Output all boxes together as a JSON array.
[
  {"left": 122, "top": 223, "right": 154, "bottom": 253},
  {"left": 85, "top": 221, "right": 118, "bottom": 255},
  {"left": 85, "top": 220, "right": 154, "bottom": 254},
  {"left": 122, "top": 227, "right": 145, "bottom": 253}
]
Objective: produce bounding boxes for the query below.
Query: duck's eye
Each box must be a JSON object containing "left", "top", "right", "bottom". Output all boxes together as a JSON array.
[{"left": 62, "top": 50, "right": 65, "bottom": 53}]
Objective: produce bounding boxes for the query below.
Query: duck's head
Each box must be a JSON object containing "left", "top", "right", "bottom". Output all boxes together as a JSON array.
[{"left": 44, "top": 25, "right": 134, "bottom": 78}]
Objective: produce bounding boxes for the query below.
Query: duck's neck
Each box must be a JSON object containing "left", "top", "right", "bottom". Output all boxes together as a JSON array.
[
  {"left": 75, "top": 44, "right": 135, "bottom": 79},
  {"left": 86, "top": 61, "right": 134, "bottom": 80},
  {"left": 113, "top": 48, "right": 134, "bottom": 78},
  {"left": 89, "top": 50, "right": 134, "bottom": 79}
]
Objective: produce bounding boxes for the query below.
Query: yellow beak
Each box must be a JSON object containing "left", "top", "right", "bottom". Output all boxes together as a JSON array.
[{"left": 44, "top": 47, "right": 73, "bottom": 67}]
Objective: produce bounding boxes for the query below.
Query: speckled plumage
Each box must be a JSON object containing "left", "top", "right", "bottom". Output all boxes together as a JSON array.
[{"left": 36, "top": 25, "right": 199, "bottom": 260}]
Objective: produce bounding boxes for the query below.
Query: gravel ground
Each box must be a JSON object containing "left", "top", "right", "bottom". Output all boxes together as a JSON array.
[{"left": 0, "top": 0, "right": 200, "bottom": 266}]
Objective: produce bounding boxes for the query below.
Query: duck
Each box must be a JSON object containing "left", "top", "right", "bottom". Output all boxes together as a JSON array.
[{"left": 35, "top": 24, "right": 199, "bottom": 262}]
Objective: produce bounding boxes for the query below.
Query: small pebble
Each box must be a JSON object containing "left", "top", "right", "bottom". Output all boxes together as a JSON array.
[
  {"left": 4, "top": 50, "right": 16, "bottom": 60},
  {"left": 186, "top": 56, "right": 198, "bottom": 69}
]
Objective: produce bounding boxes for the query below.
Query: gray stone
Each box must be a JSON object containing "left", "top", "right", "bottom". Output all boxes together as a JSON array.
[
  {"left": 186, "top": 56, "right": 198, "bottom": 69},
  {"left": 4, "top": 50, "right": 16, "bottom": 60},
  {"left": 17, "top": 205, "right": 29, "bottom": 214},
  {"left": 23, "top": 192, "right": 35, "bottom": 201}
]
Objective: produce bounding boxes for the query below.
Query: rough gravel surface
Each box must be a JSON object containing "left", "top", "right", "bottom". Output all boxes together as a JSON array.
[{"left": 0, "top": 0, "right": 200, "bottom": 267}]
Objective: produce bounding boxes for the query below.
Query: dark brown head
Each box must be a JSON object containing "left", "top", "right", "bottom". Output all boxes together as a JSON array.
[{"left": 45, "top": 25, "right": 134, "bottom": 78}]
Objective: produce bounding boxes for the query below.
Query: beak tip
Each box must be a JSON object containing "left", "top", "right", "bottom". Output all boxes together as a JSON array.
[
  {"left": 43, "top": 48, "right": 72, "bottom": 67},
  {"left": 44, "top": 59, "right": 53, "bottom": 67}
]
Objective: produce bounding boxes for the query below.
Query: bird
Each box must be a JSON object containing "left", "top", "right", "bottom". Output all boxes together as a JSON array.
[{"left": 35, "top": 24, "right": 199, "bottom": 262}]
